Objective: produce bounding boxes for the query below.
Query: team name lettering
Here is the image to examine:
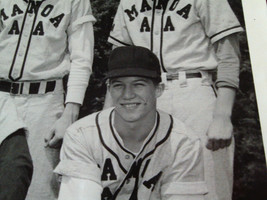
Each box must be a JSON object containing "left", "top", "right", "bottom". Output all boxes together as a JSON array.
[
  {"left": 123, "top": 1, "right": 192, "bottom": 32},
  {"left": 155, "top": 0, "right": 168, "bottom": 10},
  {"left": 140, "top": 0, "right": 151, "bottom": 12},
  {"left": 0, "top": 3, "right": 65, "bottom": 36},
  {"left": 101, "top": 187, "right": 113, "bottom": 200},
  {"left": 143, "top": 171, "right": 163, "bottom": 191},
  {"left": 128, "top": 159, "right": 143, "bottom": 199},
  {"left": 101, "top": 158, "right": 117, "bottom": 181},
  {"left": 124, "top": 5, "right": 138, "bottom": 21},
  {"left": 11, "top": 4, "right": 23, "bottom": 17},
  {"left": 177, "top": 4, "right": 192, "bottom": 19}
]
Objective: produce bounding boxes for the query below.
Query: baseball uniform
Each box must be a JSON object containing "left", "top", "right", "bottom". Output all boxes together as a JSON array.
[
  {"left": 108, "top": 0, "right": 243, "bottom": 200},
  {"left": 55, "top": 108, "right": 208, "bottom": 200},
  {"left": 0, "top": 0, "right": 95, "bottom": 199}
]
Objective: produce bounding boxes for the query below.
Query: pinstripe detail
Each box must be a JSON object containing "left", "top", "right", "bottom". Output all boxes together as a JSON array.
[
  {"left": 159, "top": 7, "right": 167, "bottom": 72},
  {"left": 109, "top": 36, "right": 131, "bottom": 46},
  {"left": 109, "top": 110, "right": 136, "bottom": 159},
  {"left": 150, "top": 0, "right": 157, "bottom": 51},
  {"left": 9, "top": 2, "right": 31, "bottom": 81},
  {"left": 210, "top": 25, "right": 242, "bottom": 40},
  {"left": 143, "top": 115, "right": 173, "bottom": 160},
  {"left": 96, "top": 111, "right": 127, "bottom": 174},
  {"left": 112, "top": 112, "right": 173, "bottom": 199},
  {"left": 9, "top": 1, "right": 44, "bottom": 81}
]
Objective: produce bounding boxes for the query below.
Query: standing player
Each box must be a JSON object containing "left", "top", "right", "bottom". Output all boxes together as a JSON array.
[
  {"left": 0, "top": 0, "right": 95, "bottom": 199},
  {"left": 55, "top": 46, "right": 207, "bottom": 200},
  {"left": 106, "top": 0, "right": 244, "bottom": 200}
]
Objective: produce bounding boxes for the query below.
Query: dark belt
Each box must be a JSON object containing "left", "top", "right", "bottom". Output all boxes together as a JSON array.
[
  {"left": 166, "top": 72, "right": 201, "bottom": 81},
  {"left": 0, "top": 80, "right": 56, "bottom": 95}
]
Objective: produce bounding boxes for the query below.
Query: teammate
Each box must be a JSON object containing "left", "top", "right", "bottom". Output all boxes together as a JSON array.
[
  {"left": 55, "top": 46, "right": 208, "bottom": 200},
  {"left": 0, "top": 0, "right": 95, "bottom": 199},
  {"left": 105, "top": 0, "right": 244, "bottom": 200}
]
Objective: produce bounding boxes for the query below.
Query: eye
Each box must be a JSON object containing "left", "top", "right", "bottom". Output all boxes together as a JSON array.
[
  {"left": 111, "top": 83, "right": 123, "bottom": 89},
  {"left": 134, "top": 82, "right": 146, "bottom": 87}
]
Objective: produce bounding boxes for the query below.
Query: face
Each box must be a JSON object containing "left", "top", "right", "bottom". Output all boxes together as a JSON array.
[{"left": 108, "top": 76, "right": 164, "bottom": 123}]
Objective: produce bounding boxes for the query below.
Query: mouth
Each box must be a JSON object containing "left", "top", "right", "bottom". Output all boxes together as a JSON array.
[{"left": 120, "top": 103, "right": 140, "bottom": 109}]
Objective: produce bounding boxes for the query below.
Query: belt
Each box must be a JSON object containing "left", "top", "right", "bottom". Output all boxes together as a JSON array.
[
  {"left": 0, "top": 80, "right": 56, "bottom": 95},
  {"left": 166, "top": 72, "right": 201, "bottom": 81}
]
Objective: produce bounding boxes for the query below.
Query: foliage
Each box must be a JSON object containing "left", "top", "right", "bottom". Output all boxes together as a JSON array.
[{"left": 80, "top": 0, "right": 267, "bottom": 199}]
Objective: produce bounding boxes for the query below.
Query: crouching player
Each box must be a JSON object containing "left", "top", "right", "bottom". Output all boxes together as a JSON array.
[{"left": 55, "top": 46, "right": 208, "bottom": 200}]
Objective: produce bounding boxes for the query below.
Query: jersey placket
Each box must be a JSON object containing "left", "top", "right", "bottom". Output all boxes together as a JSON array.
[
  {"left": 9, "top": 1, "right": 42, "bottom": 81},
  {"left": 151, "top": 0, "right": 168, "bottom": 73},
  {"left": 152, "top": 9, "right": 161, "bottom": 64}
]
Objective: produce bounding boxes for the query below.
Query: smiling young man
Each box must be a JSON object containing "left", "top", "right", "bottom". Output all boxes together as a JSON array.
[{"left": 55, "top": 46, "right": 208, "bottom": 200}]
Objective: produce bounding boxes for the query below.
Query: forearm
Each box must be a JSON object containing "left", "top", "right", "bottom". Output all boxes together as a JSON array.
[
  {"left": 66, "top": 22, "right": 94, "bottom": 105},
  {"left": 213, "top": 87, "right": 236, "bottom": 118},
  {"left": 64, "top": 102, "right": 81, "bottom": 122}
]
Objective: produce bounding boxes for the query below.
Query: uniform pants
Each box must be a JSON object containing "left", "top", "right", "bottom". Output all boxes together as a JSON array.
[
  {"left": 0, "top": 129, "right": 33, "bottom": 200},
  {"left": 157, "top": 72, "right": 234, "bottom": 200}
]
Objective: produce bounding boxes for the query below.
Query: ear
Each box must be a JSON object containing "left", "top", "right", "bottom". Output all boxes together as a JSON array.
[
  {"left": 106, "top": 79, "right": 111, "bottom": 92},
  {"left": 155, "top": 83, "right": 165, "bottom": 98}
]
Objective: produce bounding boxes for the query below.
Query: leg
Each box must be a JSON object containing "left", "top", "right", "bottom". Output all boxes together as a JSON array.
[
  {"left": 0, "top": 129, "right": 33, "bottom": 200},
  {"left": 158, "top": 78, "right": 233, "bottom": 200},
  {"left": 20, "top": 92, "right": 64, "bottom": 200}
]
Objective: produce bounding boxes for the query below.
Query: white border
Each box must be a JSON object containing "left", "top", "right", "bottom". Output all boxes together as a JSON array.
[{"left": 241, "top": 0, "right": 267, "bottom": 163}]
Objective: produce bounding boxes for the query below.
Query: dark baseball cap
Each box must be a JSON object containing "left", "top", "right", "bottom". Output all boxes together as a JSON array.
[{"left": 106, "top": 46, "right": 161, "bottom": 82}]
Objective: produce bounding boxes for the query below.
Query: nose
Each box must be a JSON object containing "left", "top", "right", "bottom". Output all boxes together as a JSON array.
[{"left": 122, "top": 85, "right": 135, "bottom": 99}]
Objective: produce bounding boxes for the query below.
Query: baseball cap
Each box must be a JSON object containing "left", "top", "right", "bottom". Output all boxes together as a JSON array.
[{"left": 106, "top": 46, "right": 161, "bottom": 82}]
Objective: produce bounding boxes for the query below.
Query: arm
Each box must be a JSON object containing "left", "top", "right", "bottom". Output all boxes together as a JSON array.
[
  {"left": 54, "top": 127, "right": 102, "bottom": 199},
  {"left": 58, "top": 176, "right": 102, "bottom": 200},
  {"left": 206, "top": 34, "right": 240, "bottom": 151},
  {"left": 45, "top": 0, "right": 95, "bottom": 148}
]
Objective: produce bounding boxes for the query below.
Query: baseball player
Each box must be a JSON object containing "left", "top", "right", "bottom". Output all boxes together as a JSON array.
[
  {"left": 55, "top": 46, "right": 208, "bottom": 200},
  {"left": 105, "top": 0, "right": 244, "bottom": 200},
  {"left": 0, "top": 0, "right": 95, "bottom": 199}
]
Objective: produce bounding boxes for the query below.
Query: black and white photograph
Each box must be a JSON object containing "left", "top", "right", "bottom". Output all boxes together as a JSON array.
[{"left": 0, "top": 0, "right": 266, "bottom": 200}]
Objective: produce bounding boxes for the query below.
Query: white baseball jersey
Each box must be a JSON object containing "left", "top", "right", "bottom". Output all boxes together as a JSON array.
[
  {"left": 108, "top": 0, "right": 243, "bottom": 73},
  {"left": 0, "top": 0, "right": 96, "bottom": 103},
  {"left": 55, "top": 108, "right": 208, "bottom": 200}
]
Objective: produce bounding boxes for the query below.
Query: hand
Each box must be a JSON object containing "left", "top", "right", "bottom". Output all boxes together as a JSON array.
[
  {"left": 206, "top": 115, "right": 233, "bottom": 151},
  {"left": 44, "top": 103, "right": 80, "bottom": 148}
]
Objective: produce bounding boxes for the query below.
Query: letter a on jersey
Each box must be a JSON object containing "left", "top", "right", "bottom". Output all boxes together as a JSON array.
[{"left": 101, "top": 158, "right": 117, "bottom": 181}]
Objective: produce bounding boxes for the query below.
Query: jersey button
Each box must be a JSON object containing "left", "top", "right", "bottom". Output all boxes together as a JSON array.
[
  {"left": 156, "top": 9, "right": 161, "bottom": 14},
  {"left": 125, "top": 155, "right": 130, "bottom": 159}
]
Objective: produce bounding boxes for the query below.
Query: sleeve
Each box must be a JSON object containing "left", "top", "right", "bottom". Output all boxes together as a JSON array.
[
  {"left": 196, "top": 0, "right": 243, "bottom": 44},
  {"left": 65, "top": 0, "right": 96, "bottom": 104},
  {"left": 58, "top": 176, "right": 102, "bottom": 200},
  {"left": 214, "top": 34, "right": 241, "bottom": 89},
  {"left": 54, "top": 127, "right": 101, "bottom": 184},
  {"left": 161, "top": 137, "right": 208, "bottom": 200},
  {"left": 108, "top": 1, "right": 133, "bottom": 46}
]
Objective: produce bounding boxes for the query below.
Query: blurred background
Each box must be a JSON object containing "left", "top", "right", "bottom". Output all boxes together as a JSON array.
[{"left": 79, "top": 1, "right": 267, "bottom": 199}]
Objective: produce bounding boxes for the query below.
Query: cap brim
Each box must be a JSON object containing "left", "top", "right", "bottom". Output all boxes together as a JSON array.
[{"left": 105, "top": 67, "right": 159, "bottom": 80}]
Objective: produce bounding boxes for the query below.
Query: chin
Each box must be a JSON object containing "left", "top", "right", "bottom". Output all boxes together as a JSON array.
[{"left": 116, "top": 110, "right": 141, "bottom": 122}]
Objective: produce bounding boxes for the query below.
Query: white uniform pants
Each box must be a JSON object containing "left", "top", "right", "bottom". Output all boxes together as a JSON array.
[
  {"left": 0, "top": 80, "right": 64, "bottom": 200},
  {"left": 158, "top": 72, "right": 234, "bottom": 200}
]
